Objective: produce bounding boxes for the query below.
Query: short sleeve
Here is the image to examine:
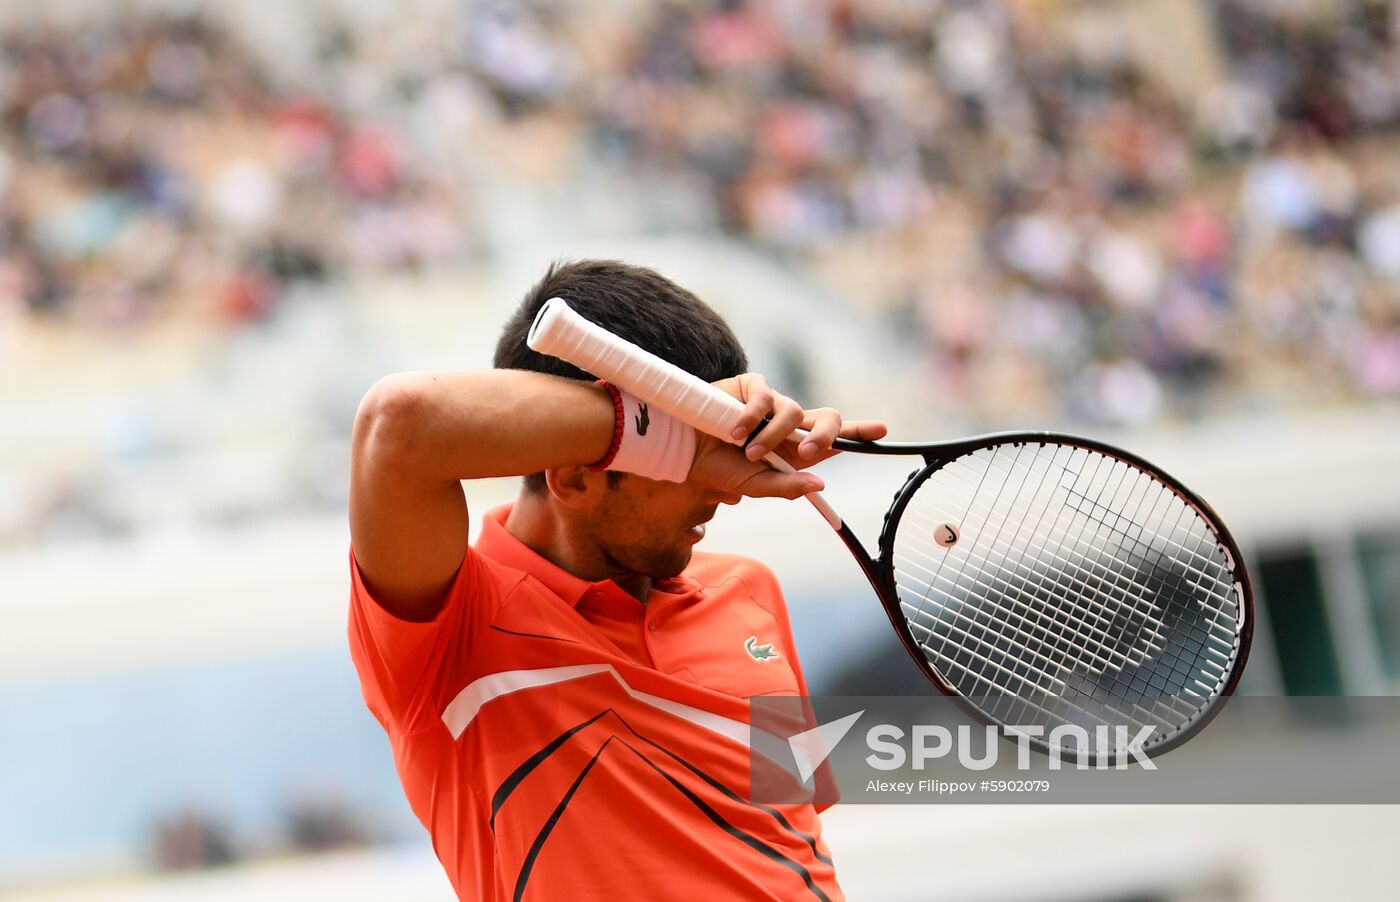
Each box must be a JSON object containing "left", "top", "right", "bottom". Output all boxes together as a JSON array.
[{"left": 347, "top": 544, "right": 506, "bottom": 735}]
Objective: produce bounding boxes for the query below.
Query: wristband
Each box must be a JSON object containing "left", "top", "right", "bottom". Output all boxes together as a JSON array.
[{"left": 590, "top": 380, "right": 696, "bottom": 483}]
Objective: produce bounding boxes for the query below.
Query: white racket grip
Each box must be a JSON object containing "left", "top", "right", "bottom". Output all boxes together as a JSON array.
[
  {"left": 529, "top": 297, "right": 746, "bottom": 440},
  {"left": 527, "top": 298, "right": 842, "bottom": 530}
]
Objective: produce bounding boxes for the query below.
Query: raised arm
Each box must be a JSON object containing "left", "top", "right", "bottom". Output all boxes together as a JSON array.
[
  {"left": 349, "top": 369, "right": 882, "bottom": 622},
  {"left": 349, "top": 370, "right": 615, "bottom": 622}
]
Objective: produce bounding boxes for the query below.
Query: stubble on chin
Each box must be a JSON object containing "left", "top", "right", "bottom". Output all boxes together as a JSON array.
[{"left": 605, "top": 537, "right": 691, "bottom": 581}]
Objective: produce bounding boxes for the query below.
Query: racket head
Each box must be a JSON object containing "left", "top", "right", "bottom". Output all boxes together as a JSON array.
[{"left": 871, "top": 433, "right": 1253, "bottom": 765}]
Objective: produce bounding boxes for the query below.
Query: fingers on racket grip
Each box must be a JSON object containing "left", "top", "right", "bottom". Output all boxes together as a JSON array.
[{"left": 528, "top": 298, "right": 744, "bottom": 442}]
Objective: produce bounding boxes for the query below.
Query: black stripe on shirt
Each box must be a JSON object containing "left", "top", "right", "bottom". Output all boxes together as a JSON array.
[
  {"left": 612, "top": 737, "right": 832, "bottom": 902},
  {"left": 513, "top": 736, "right": 614, "bottom": 902}
]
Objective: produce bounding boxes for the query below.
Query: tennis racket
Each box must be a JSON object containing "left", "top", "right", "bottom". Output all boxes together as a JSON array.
[{"left": 527, "top": 298, "right": 1253, "bottom": 764}]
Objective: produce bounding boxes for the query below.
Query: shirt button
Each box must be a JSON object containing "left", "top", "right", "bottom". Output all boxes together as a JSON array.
[{"left": 647, "top": 621, "right": 658, "bottom": 632}]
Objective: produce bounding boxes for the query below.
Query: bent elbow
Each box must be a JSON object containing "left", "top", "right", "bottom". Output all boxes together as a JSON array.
[{"left": 353, "top": 374, "right": 429, "bottom": 467}]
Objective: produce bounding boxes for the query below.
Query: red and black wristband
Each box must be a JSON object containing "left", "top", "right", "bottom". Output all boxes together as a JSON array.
[{"left": 591, "top": 379, "right": 625, "bottom": 470}]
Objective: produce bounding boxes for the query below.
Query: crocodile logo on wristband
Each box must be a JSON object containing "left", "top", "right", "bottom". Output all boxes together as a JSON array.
[{"left": 635, "top": 403, "right": 650, "bottom": 436}]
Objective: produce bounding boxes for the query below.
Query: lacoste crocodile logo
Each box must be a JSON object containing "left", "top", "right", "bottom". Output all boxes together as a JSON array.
[
  {"left": 635, "top": 402, "right": 650, "bottom": 436},
  {"left": 745, "top": 636, "right": 779, "bottom": 661}
]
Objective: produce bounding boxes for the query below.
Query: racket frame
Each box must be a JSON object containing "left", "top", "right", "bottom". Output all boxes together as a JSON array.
[{"left": 831, "top": 430, "right": 1254, "bottom": 764}]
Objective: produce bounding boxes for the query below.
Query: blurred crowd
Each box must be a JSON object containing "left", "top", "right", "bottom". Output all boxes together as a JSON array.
[
  {"left": 7, "top": 1, "right": 1398, "bottom": 417},
  {"left": 543, "top": 0, "right": 1400, "bottom": 423},
  {"left": 6, "top": 0, "right": 1400, "bottom": 546},
  {"left": 0, "top": 13, "right": 475, "bottom": 332}
]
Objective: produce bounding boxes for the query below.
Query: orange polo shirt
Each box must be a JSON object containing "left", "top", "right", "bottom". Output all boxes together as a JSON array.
[{"left": 348, "top": 504, "right": 843, "bottom": 901}]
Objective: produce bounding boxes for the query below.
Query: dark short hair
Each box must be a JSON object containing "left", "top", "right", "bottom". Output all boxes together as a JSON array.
[{"left": 494, "top": 259, "right": 748, "bottom": 492}]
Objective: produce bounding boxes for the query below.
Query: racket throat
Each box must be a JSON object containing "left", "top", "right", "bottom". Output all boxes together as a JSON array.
[{"left": 834, "top": 522, "right": 882, "bottom": 591}]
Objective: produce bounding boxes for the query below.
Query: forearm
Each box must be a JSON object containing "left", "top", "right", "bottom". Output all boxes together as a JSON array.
[
  {"left": 354, "top": 369, "right": 614, "bottom": 484},
  {"left": 346, "top": 366, "right": 879, "bottom": 619}
]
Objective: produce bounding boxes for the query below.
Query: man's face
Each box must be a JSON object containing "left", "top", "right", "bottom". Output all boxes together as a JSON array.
[{"left": 582, "top": 473, "right": 734, "bottom": 579}]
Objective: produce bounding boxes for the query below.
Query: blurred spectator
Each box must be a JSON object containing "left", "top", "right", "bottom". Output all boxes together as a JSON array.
[
  {"left": 150, "top": 807, "right": 238, "bottom": 871},
  {"left": 285, "top": 788, "right": 373, "bottom": 853}
]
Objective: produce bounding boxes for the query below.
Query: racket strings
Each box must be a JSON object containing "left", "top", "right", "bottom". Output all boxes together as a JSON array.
[
  {"left": 890, "top": 443, "right": 1242, "bottom": 753},
  {"left": 898, "top": 515, "right": 1159, "bottom": 679},
  {"left": 901, "top": 548, "right": 1200, "bottom": 740},
  {"left": 946, "top": 462, "right": 1232, "bottom": 733},
  {"left": 935, "top": 462, "right": 1232, "bottom": 728},
  {"left": 915, "top": 446, "right": 1168, "bottom": 676},
  {"left": 902, "top": 494, "right": 1175, "bottom": 672},
  {"left": 921, "top": 447, "right": 1237, "bottom": 669},
  {"left": 928, "top": 444, "right": 1232, "bottom": 606},
  {"left": 900, "top": 446, "right": 1163, "bottom": 728}
]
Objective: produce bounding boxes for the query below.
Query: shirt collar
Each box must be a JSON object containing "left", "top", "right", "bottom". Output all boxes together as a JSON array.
[
  {"left": 475, "top": 503, "right": 700, "bottom": 608},
  {"left": 476, "top": 504, "right": 592, "bottom": 607}
]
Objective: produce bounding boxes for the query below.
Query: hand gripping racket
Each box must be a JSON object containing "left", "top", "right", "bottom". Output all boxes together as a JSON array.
[{"left": 528, "top": 298, "right": 1253, "bottom": 763}]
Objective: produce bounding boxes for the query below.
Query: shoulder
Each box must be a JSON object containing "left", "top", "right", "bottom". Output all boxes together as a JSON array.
[{"left": 684, "top": 551, "right": 783, "bottom": 596}]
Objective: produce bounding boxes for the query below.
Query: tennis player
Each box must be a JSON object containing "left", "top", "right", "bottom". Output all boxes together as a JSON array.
[{"left": 348, "top": 260, "right": 886, "bottom": 900}]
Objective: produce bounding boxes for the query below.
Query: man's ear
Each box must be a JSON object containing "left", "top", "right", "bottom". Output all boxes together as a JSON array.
[{"left": 543, "top": 465, "right": 609, "bottom": 508}]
